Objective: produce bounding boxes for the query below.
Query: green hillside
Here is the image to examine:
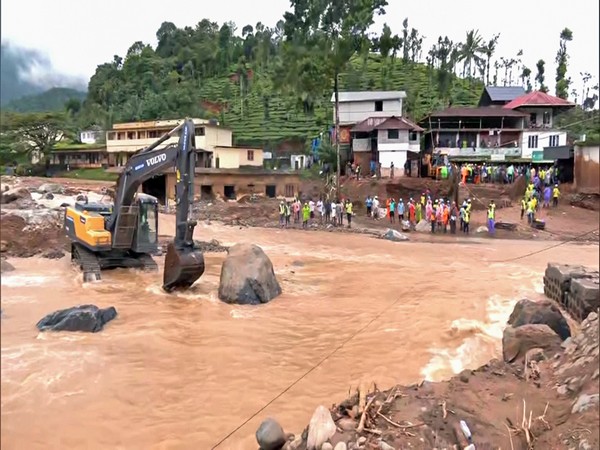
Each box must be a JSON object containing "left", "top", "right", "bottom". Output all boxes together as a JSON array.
[{"left": 4, "top": 87, "right": 86, "bottom": 113}]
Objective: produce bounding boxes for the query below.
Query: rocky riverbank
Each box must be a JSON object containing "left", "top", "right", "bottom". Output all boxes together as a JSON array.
[{"left": 256, "top": 278, "right": 599, "bottom": 450}]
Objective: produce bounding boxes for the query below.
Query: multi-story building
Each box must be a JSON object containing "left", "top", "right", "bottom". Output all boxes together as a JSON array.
[
  {"left": 420, "top": 89, "right": 575, "bottom": 167},
  {"left": 330, "top": 90, "right": 423, "bottom": 175}
]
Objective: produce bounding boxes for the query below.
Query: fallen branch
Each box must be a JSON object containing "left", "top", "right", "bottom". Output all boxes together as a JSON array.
[
  {"left": 376, "top": 412, "right": 425, "bottom": 430},
  {"left": 357, "top": 395, "right": 377, "bottom": 433}
]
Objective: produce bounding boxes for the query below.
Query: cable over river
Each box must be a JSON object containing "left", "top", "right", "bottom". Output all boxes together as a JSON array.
[{"left": 2, "top": 218, "right": 599, "bottom": 449}]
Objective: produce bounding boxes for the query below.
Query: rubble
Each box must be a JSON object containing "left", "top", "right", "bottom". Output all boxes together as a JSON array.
[{"left": 544, "top": 263, "right": 600, "bottom": 321}]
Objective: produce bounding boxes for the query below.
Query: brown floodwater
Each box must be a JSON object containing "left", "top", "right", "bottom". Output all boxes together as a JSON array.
[{"left": 2, "top": 216, "right": 599, "bottom": 449}]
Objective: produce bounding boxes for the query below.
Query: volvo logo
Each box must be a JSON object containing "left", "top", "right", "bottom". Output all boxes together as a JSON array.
[{"left": 146, "top": 153, "right": 167, "bottom": 167}]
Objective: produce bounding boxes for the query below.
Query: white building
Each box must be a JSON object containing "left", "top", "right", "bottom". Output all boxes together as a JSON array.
[
  {"left": 331, "top": 91, "right": 407, "bottom": 125},
  {"left": 79, "top": 129, "right": 103, "bottom": 144},
  {"left": 503, "top": 91, "right": 575, "bottom": 160}
]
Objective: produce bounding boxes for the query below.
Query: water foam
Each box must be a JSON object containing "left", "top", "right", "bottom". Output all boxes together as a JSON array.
[{"left": 1, "top": 275, "right": 56, "bottom": 287}]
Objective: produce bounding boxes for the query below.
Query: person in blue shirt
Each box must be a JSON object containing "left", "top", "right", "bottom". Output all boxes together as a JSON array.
[
  {"left": 365, "top": 196, "right": 373, "bottom": 217},
  {"left": 389, "top": 198, "right": 396, "bottom": 223}
]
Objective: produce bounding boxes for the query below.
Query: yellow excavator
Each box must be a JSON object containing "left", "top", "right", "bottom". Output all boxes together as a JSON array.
[{"left": 64, "top": 119, "right": 205, "bottom": 292}]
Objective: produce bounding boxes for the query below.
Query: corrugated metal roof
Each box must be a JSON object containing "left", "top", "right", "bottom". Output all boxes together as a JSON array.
[
  {"left": 483, "top": 86, "right": 526, "bottom": 102},
  {"left": 330, "top": 91, "right": 407, "bottom": 103},
  {"left": 426, "top": 107, "right": 529, "bottom": 118},
  {"left": 503, "top": 91, "right": 576, "bottom": 109}
]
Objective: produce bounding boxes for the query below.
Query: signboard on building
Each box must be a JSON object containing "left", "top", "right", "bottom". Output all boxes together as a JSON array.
[
  {"left": 490, "top": 154, "right": 506, "bottom": 161},
  {"left": 446, "top": 147, "right": 522, "bottom": 157},
  {"left": 263, "top": 152, "right": 273, "bottom": 160}
]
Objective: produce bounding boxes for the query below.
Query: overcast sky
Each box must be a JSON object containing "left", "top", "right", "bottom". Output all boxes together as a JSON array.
[{"left": 2, "top": 0, "right": 599, "bottom": 98}]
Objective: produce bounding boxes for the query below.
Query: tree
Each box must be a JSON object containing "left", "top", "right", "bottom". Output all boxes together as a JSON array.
[
  {"left": 482, "top": 34, "right": 500, "bottom": 85},
  {"left": 459, "top": 30, "right": 484, "bottom": 79},
  {"left": 279, "top": 0, "right": 387, "bottom": 195},
  {"left": 535, "top": 59, "right": 548, "bottom": 93},
  {"left": 521, "top": 67, "right": 532, "bottom": 93},
  {"left": 555, "top": 27, "right": 573, "bottom": 99}
]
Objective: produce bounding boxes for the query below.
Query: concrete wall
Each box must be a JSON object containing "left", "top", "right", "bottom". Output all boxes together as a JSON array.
[
  {"left": 521, "top": 131, "right": 568, "bottom": 158},
  {"left": 165, "top": 172, "right": 301, "bottom": 200},
  {"left": 574, "top": 145, "right": 600, "bottom": 194},
  {"left": 213, "top": 147, "right": 263, "bottom": 169},
  {"left": 336, "top": 99, "right": 403, "bottom": 124}
]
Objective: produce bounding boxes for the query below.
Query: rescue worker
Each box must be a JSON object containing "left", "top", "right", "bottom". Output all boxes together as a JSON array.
[
  {"left": 520, "top": 196, "right": 527, "bottom": 220},
  {"left": 345, "top": 199, "right": 353, "bottom": 228},
  {"left": 527, "top": 198, "right": 535, "bottom": 224},
  {"left": 389, "top": 198, "right": 396, "bottom": 223},
  {"left": 487, "top": 201, "right": 495, "bottom": 235},
  {"left": 302, "top": 202, "right": 310, "bottom": 228},
  {"left": 279, "top": 201, "right": 286, "bottom": 227},
  {"left": 463, "top": 206, "right": 471, "bottom": 234},
  {"left": 552, "top": 184, "right": 561, "bottom": 207}
]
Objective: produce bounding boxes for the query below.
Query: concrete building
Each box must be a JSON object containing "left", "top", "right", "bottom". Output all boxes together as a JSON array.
[
  {"left": 331, "top": 91, "right": 407, "bottom": 125},
  {"left": 79, "top": 129, "right": 103, "bottom": 144}
]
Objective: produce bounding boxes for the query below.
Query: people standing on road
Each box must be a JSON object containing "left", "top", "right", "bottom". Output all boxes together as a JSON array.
[
  {"left": 279, "top": 201, "right": 286, "bottom": 227},
  {"left": 552, "top": 184, "right": 561, "bottom": 207},
  {"left": 442, "top": 202, "right": 449, "bottom": 233},
  {"left": 416, "top": 201, "right": 422, "bottom": 223},
  {"left": 309, "top": 199, "right": 315, "bottom": 220},
  {"left": 463, "top": 207, "right": 470, "bottom": 234},
  {"left": 345, "top": 199, "right": 353, "bottom": 228},
  {"left": 302, "top": 202, "right": 310, "bottom": 228},
  {"left": 365, "top": 195, "right": 372, "bottom": 217},
  {"left": 285, "top": 201, "right": 291, "bottom": 227},
  {"left": 293, "top": 199, "right": 301, "bottom": 223},
  {"left": 372, "top": 196, "right": 380, "bottom": 219},
  {"left": 543, "top": 185, "right": 551, "bottom": 208},
  {"left": 527, "top": 198, "right": 535, "bottom": 224},
  {"left": 316, "top": 199, "right": 323, "bottom": 224},
  {"left": 338, "top": 199, "right": 344, "bottom": 226},
  {"left": 331, "top": 201, "right": 337, "bottom": 226},
  {"left": 324, "top": 199, "right": 332, "bottom": 223},
  {"left": 430, "top": 202, "right": 436, "bottom": 233},
  {"left": 450, "top": 201, "right": 458, "bottom": 234},
  {"left": 408, "top": 199, "right": 416, "bottom": 229},
  {"left": 398, "top": 198, "right": 405, "bottom": 222},
  {"left": 520, "top": 197, "right": 527, "bottom": 220},
  {"left": 389, "top": 198, "right": 396, "bottom": 223}
]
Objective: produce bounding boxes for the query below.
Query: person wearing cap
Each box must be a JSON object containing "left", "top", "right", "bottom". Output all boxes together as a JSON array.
[
  {"left": 463, "top": 204, "right": 471, "bottom": 234},
  {"left": 552, "top": 184, "right": 561, "bottom": 207},
  {"left": 345, "top": 198, "right": 353, "bottom": 228},
  {"left": 279, "top": 200, "right": 286, "bottom": 227}
]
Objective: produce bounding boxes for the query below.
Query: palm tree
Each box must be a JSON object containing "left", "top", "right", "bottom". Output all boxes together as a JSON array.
[
  {"left": 459, "top": 30, "right": 485, "bottom": 79},
  {"left": 482, "top": 34, "right": 500, "bottom": 85}
]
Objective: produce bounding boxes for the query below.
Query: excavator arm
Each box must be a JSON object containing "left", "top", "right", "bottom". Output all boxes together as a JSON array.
[{"left": 106, "top": 119, "right": 204, "bottom": 292}]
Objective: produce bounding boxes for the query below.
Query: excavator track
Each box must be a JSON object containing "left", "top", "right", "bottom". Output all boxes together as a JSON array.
[
  {"left": 71, "top": 243, "right": 102, "bottom": 282},
  {"left": 138, "top": 253, "right": 159, "bottom": 272}
]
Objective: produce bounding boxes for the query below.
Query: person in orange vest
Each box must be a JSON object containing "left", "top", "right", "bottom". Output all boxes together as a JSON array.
[
  {"left": 442, "top": 202, "right": 450, "bottom": 233},
  {"left": 386, "top": 198, "right": 391, "bottom": 219}
]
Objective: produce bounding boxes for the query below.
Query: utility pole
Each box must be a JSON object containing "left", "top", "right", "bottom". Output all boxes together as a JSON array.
[{"left": 334, "top": 71, "right": 341, "bottom": 199}]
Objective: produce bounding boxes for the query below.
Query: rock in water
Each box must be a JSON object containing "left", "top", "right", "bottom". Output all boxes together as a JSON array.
[
  {"left": 508, "top": 298, "right": 571, "bottom": 340},
  {"left": 218, "top": 243, "right": 282, "bottom": 305},
  {"left": 0, "top": 259, "right": 15, "bottom": 273},
  {"left": 502, "top": 324, "right": 562, "bottom": 363},
  {"left": 1, "top": 187, "right": 31, "bottom": 204},
  {"left": 382, "top": 229, "right": 409, "bottom": 242},
  {"left": 37, "top": 305, "right": 117, "bottom": 332},
  {"left": 306, "top": 405, "right": 336, "bottom": 450},
  {"left": 38, "top": 183, "right": 63, "bottom": 194},
  {"left": 256, "top": 418, "right": 286, "bottom": 450}
]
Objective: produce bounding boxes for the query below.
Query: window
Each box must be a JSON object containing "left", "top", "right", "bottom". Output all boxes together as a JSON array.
[
  {"left": 127, "top": 132, "right": 136, "bottom": 140},
  {"left": 387, "top": 129, "right": 399, "bottom": 139},
  {"left": 543, "top": 111, "right": 551, "bottom": 125},
  {"left": 137, "top": 130, "right": 147, "bottom": 139},
  {"left": 285, "top": 184, "right": 295, "bottom": 197},
  {"left": 107, "top": 132, "right": 116, "bottom": 140},
  {"left": 374, "top": 100, "right": 383, "bottom": 112},
  {"left": 528, "top": 135, "right": 539, "bottom": 149},
  {"left": 409, "top": 132, "right": 418, "bottom": 141},
  {"left": 549, "top": 135, "right": 560, "bottom": 147},
  {"left": 529, "top": 113, "right": 537, "bottom": 127},
  {"left": 195, "top": 127, "right": 205, "bottom": 136},
  {"left": 247, "top": 150, "right": 254, "bottom": 161}
]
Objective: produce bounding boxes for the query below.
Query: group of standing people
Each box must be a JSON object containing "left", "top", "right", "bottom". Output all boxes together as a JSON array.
[
  {"left": 279, "top": 198, "right": 355, "bottom": 229},
  {"left": 520, "top": 179, "right": 561, "bottom": 225}
]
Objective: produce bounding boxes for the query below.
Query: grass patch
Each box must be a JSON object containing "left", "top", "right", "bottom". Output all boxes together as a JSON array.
[{"left": 55, "top": 168, "right": 118, "bottom": 182}]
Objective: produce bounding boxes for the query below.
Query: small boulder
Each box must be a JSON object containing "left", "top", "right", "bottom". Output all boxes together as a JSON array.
[
  {"left": 218, "top": 243, "right": 282, "bottom": 305},
  {"left": 382, "top": 229, "right": 409, "bottom": 242},
  {"left": 1, "top": 187, "right": 31, "bottom": 204},
  {"left": 502, "top": 324, "right": 562, "bottom": 363},
  {"left": 508, "top": 299, "right": 571, "bottom": 340},
  {"left": 400, "top": 220, "right": 410, "bottom": 231},
  {"left": 256, "top": 418, "right": 286, "bottom": 450},
  {"left": 38, "top": 183, "right": 63, "bottom": 194},
  {"left": 572, "top": 394, "right": 599, "bottom": 414},
  {"left": 307, "top": 405, "right": 336, "bottom": 450},
  {"left": 36, "top": 305, "right": 117, "bottom": 332},
  {"left": 1, "top": 259, "right": 15, "bottom": 273},
  {"left": 476, "top": 225, "right": 489, "bottom": 233},
  {"left": 415, "top": 220, "right": 430, "bottom": 232},
  {"left": 76, "top": 194, "right": 87, "bottom": 202},
  {"left": 44, "top": 192, "right": 55, "bottom": 200},
  {"left": 42, "top": 248, "right": 65, "bottom": 260},
  {"left": 0, "top": 240, "right": 8, "bottom": 252}
]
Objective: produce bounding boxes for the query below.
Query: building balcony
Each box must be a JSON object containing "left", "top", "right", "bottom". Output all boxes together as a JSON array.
[{"left": 436, "top": 147, "right": 523, "bottom": 161}]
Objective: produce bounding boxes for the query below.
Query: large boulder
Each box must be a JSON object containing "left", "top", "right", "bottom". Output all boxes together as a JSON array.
[
  {"left": 36, "top": 305, "right": 117, "bottom": 332},
  {"left": 502, "top": 324, "right": 563, "bottom": 363},
  {"left": 1, "top": 187, "right": 31, "bottom": 204},
  {"left": 382, "top": 229, "right": 409, "bottom": 242},
  {"left": 218, "top": 243, "right": 282, "bottom": 305},
  {"left": 508, "top": 298, "right": 571, "bottom": 340},
  {"left": 256, "top": 418, "right": 287, "bottom": 450},
  {"left": 37, "top": 183, "right": 63, "bottom": 194}
]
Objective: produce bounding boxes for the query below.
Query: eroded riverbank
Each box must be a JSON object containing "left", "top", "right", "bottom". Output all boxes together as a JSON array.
[{"left": 2, "top": 219, "right": 599, "bottom": 449}]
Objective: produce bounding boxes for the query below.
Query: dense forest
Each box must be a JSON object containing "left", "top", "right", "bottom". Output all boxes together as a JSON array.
[
  {"left": 1, "top": 0, "right": 599, "bottom": 166},
  {"left": 3, "top": 87, "right": 86, "bottom": 113}
]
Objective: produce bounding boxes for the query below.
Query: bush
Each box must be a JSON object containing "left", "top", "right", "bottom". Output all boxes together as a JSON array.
[{"left": 15, "top": 163, "right": 46, "bottom": 176}]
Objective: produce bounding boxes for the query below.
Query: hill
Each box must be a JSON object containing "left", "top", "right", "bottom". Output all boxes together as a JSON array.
[{"left": 3, "top": 87, "right": 87, "bottom": 113}]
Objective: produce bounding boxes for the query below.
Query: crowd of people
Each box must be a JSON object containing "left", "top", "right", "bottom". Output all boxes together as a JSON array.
[
  {"left": 278, "top": 198, "right": 355, "bottom": 229},
  {"left": 520, "top": 168, "right": 561, "bottom": 225}
]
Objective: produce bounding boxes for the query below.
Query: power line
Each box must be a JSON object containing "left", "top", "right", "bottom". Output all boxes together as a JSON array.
[{"left": 211, "top": 295, "right": 403, "bottom": 449}]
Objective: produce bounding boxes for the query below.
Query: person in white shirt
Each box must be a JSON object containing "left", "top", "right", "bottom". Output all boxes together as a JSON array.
[
  {"left": 372, "top": 196, "right": 380, "bottom": 219},
  {"left": 309, "top": 199, "right": 315, "bottom": 220},
  {"left": 316, "top": 199, "right": 323, "bottom": 223},
  {"left": 331, "top": 202, "right": 337, "bottom": 226}
]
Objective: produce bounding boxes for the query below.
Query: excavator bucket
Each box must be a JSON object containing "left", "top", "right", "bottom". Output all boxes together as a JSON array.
[{"left": 162, "top": 242, "right": 205, "bottom": 292}]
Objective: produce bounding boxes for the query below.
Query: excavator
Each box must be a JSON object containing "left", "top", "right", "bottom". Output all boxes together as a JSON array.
[{"left": 64, "top": 119, "right": 205, "bottom": 292}]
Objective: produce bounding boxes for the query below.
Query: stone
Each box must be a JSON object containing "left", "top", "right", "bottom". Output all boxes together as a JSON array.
[
  {"left": 1, "top": 187, "right": 31, "bottom": 204},
  {"left": 306, "top": 405, "right": 336, "bottom": 450},
  {"left": 336, "top": 418, "right": 357, "bottom": 432},
  {"left": 525, "top": 348, "right": 547, "bottom": 363},
  {"left": 322, "top": 444, "right": 334, "bottom": 450},
  {"left": 218, "top": 243, "right": 282, "bottom": 305},
  {"left": 357, "top": 437, "right": 367, "bottom": 445},
  {"left": 76, "top": 194, "right": 87, "bottom": 202},
  {"left": 570, "top": 278, "right": 600, "bottom": 310},
  {"left": 334, "top": 443, "right": 347, "bottom": 450},
  {"left": 381, "top": 229, "right": 409, "bottom": 242},
  {"left": 36, "top": 305, "right": 117, "bottom": 332},
  {"left": 256, "top": 418, "right": 287, "bottom": 450},
  {"left": 41, "top": 248, "right": 65, "bottom": 259},
  {"left": 502, "top": 324, "right": 563, "bottom": 363},
  {"left": 571, "top": 393, "right": 599, "bottom": 414},
  {"left": 507, "top": 299, "right": 571, "bottom": 340},
  {"left": 38, "top": 183, "right": 63, "bottom": 194},
  {"left": 476, "top": 225, "right": 489, "bottom": 233},
  {"left": 0, "top": 259, "right": 15, "bottom": 273},
  {"left": 44, "top": 192, "right": 55, "bottom": 200},
  {"left": 0, "top": 240, "right": 7, "bottom": 252},
  {"left": 400, "top": 220, "right": 410, "bottom": 231},
  {"left": 379, "top": 441, "right": 395, "bottom": 450},
  {"left": 415, "top": 220, "right": 430, "bottom": 232}
]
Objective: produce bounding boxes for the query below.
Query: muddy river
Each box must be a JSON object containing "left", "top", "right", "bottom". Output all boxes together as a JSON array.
[{"left": 2, "top": 216, "right": 599, "bottom": 449}]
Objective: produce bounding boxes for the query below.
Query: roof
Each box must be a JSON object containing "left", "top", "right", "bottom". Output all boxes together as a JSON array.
[
  {"left": 351, "top": 116, "right": 424, "bottom": 133},
  {"left": 330, "top": 91, "right": 407, "bottom": 103},
  {"left": 426, "top": 107, "right": 529, "bottom": 119},
  {"left": 503, "top": 91, "right": 576, "bottom": 109},
  {"left": 214, "top": 145, "right": 263, "bottom": 151},
  {"left": 481, "top": 86, "right": 526, "bottom": 103}
]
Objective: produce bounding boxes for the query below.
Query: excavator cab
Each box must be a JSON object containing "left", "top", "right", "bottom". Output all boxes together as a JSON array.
[{"left": 131, "top": 194, "right": 159, "bottom": 254}]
